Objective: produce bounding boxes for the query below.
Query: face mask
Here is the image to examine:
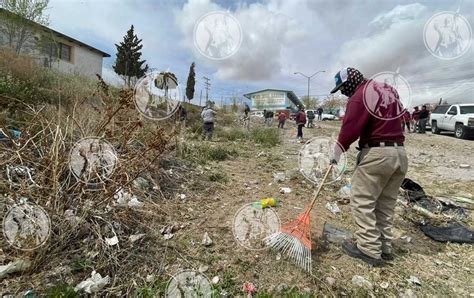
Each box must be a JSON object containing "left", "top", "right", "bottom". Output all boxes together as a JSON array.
[{"left": 340, "top": 67, "right": 364, "bottom": 97}]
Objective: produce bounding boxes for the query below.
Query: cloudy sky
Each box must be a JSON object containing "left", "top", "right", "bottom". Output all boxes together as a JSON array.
[{"left": 46, "top": 0, "right": 473, "bottom": 107}]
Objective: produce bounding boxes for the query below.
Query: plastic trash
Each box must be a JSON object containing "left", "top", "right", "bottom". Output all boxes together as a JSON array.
[
  {"left": 339, "top": 184, "right": 352, "bottom": 199},
  {"left": 253, "top": 198, "right": 279, "bottom": 209},
  {"left": 0, "top": 259, "right": 31, "bottom": 280},
  {"left": 74, "top": 270, "right": 110, "bottom": 293},
  {"left": 279, "top": 187, "right": 292, "bottom": 194},
  {"left": 273, "top": 172, "right": 286, "bottom": 183},
  {"left": 325, "top": 202, "right": 341, "bottom": 214},
  {"left": 321, "top": 223, "right": 353, "bottom": 249},
  {"left": 420, "top": 222, "right": 473, "bottom": 244}
]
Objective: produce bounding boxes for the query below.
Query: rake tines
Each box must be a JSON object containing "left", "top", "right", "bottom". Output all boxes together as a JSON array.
[
  {"left": 265, "top": 212, "right": 313, "bottom": 272},
  {"left": 264, "top": 165, "right": 333, "bottom": 273}
]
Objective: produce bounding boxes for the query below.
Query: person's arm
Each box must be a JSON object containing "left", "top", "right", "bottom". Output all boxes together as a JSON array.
[{"left": 335, "top": 92, "right": 371, "bottom": 158}]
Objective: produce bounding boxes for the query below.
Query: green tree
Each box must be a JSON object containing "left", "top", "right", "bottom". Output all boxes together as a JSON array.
[
  {"left": 185, "top": 62, "right": 195, "bottom": 102},
  {"left": 0, "top": 0, "right": 49, "bottom": 54},
  {"left": 113, "top": 25, "right": 148, "bottom": 88},
  {"left": 301, "top": 95, "right": 319, "bottom": 109}
]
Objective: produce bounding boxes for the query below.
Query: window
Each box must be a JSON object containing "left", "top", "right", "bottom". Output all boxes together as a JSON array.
[
  {"left": 447, "top": 106, "right": 458, "bottom": 115},
  {"left": 42, "top": 42, "right": 71, "bottom": 62},
  {"left": 59, "top": 43, "right": 71, "bottom": 61},
  {"left": 460, "top": 106, "right": 474, "bottom": 114},
  {"left": 432, "top": 105, "right": 449, "bottom": 114}
]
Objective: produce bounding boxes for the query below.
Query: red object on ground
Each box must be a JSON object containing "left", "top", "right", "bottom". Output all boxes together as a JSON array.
[{"left": 243, "top": 282, "right": 256, "bottom": 294}]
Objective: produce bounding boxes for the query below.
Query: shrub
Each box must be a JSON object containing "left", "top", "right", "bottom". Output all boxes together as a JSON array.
[
  {"left": 251, "top": 127, "right": 280, "bottom": 146},
  {"left": 215, "top": 127, "right": 248, "bottom": 141},
  {"left": 180, "top": 143, "right": 238, "bottom": 164}
]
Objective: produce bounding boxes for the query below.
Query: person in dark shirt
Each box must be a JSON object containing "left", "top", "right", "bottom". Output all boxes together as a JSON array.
[
  {"left": 418, "top": 106, "right": 430, "bottom": 134},
  {"left": 330, "top": 67, "right": 408, "bottom": 266},
  {"left": 317, "top": 107, "right": 323, "bottom": 121},
  {"left": 412, "top": 106, "right": 420, "bottom": 132}
]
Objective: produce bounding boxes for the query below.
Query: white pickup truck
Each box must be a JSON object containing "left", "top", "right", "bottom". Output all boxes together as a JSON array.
[{"left": 430, "top": 104, "right": 474, "bottom": 139}]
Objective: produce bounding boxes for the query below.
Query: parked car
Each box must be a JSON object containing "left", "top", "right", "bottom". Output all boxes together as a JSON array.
[
  {"left": 430, "top": 104, "right": 474, "bottom": 139},
  {"left": 305, "top": 110, "right": 337, "bottom": 121},
  {"left": 251, "top": 111, "right": 264, "bottom": 118}
]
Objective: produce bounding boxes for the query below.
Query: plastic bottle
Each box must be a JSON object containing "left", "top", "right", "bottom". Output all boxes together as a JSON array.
[{"left": 253, "top": 198, "right": 279, "bottom": 209}]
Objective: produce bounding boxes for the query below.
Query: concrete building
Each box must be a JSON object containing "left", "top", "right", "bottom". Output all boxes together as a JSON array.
[
  {"left": 0, "top": 8, "right": 110, "bottom": 79},
  {"left": 243, "top": 89, "right": 304, "bottom": 112}
]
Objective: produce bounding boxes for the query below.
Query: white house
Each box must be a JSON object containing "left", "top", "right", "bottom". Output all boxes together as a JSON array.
[{"left": 0, "top": 8, "right": 110, "bottom": 79}]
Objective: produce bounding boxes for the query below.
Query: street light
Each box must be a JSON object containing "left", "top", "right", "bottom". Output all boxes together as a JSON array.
[{"left": 294, "top": 70, "right": 326, "bottom": 107}]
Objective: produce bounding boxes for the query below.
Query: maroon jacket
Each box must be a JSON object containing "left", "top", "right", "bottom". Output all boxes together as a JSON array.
[{"left": 337, "top": 80, "right": 405, "bottom": 152}]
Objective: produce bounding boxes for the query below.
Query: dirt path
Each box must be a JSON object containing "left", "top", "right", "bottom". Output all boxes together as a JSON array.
[{"left": 163, "top": 121, "right": 473, "bottom": 296}]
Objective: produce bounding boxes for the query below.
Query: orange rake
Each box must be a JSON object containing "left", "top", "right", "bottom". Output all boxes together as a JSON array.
[{"left": 265, "top": 165, "right": 333, "bottom": 272}]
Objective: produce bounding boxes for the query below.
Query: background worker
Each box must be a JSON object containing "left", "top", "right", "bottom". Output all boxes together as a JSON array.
[
  {"left": 278, "top": 112, "right": 287, "bottom": 129},
  {"left": 330, "top": 67, "right": 408, "bottom": 266},
  {"left": 317, "top": 107, "right": 324, "bottom": 121},
  {"left": 402, "top": 109, "right": 411, "bottom": 133},
  {"left": 418, "top": 105, "right": 430, "bottom": 134},
  {"left": 307, "top": 110, "right": 316, "bottom": 128},
  {"left": 412, "top": 106, "right": 420, "bottom": 132},
  {"left": 295, "top": 107, "right": 306, "bottom": 141},
  {"left": 201, "top": 103, "right": 216, "bottom": 141}
]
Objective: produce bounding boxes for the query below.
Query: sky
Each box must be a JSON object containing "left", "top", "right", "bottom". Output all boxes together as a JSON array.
[{"left": 45, "top": 0, "right": 474, "bottom": 107}]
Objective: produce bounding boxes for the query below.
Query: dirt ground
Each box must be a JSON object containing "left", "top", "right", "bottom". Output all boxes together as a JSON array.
[
  {"left": 2, "top": 119, "right": 472, "bottom": 297},
  {"left": 163, "top": 120, "right": 473, "bottom": 296}
]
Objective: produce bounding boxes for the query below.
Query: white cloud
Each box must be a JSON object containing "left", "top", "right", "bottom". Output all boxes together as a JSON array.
[{"left": 175, "top": 0, "right": 306, "bottom": 81}]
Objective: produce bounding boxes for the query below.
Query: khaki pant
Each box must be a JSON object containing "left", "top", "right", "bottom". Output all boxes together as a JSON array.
[{"left": 351, "top": 147, "right": 408, "bottom": 258}]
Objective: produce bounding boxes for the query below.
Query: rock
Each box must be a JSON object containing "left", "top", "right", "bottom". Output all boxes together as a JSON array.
[
  {"left": 0, "top": 259, "right": 31, "bottom": 280},
  {"left": 198, "top": 265, "right": 209, "bottom": 273},
  {"left": 407, "top": 275, "right": 421, "bottom": 286},
  {"left": 352, "top": 275, "right": 373, "bottom": 290},
  {"left": 276, "top": 283, "right": 288, "bottom": 293},
  {"left": 273, "top": 172, "right": 286, "bottom": 183},
  {"left": 380, "top": 281, "right": 389, "bottom": 289},
  {"left": 129, "top": 233, "right": 145, "bottom": 243},
  {"left": 326, "top": 277, "right": 336, "bottom": 287},
  {"left": 212, "top": 276, "right": 219, "bottom": 284},
  {"left": 74, "top": 270, "right": 110, "bottom": 294},
  {"left": 202, "top": 232, "right": 213, "bottom": 246},
  {"left": 279, "top": 187, "right": 292, "bottom": 194}
]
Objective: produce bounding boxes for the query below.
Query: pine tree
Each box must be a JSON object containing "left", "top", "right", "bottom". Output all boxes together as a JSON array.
[
  {"left": 113, "top": 25, "right": 149, "bottom": 87},
  {"left": 185, "top": 62, "right": 195, "bottom": 102}
]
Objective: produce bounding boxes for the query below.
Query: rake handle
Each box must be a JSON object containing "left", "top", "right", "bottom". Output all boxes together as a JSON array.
[{"left": 306, "top": 164, "right": 334, "bottom": 212}]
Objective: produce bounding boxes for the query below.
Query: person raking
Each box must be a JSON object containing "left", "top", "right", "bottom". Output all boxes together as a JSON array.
[{"left": 330, "top": 67, "right": 408, "bottom": 266}]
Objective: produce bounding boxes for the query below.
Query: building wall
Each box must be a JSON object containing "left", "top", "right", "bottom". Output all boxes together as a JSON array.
[
  {"left": 0, "top": 16, "right": 104, "bottom": 79},
  {"left": 48, "top": 42, "right": 104, "bottom": 78}
]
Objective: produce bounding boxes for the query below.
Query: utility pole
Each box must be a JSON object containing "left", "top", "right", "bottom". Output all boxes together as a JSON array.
[
  {"left": 294, "top": 70, "right": 326, "bottom": 108},
  {"left": 203, "top": 76, "right": 211, "bottom": 105}
]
